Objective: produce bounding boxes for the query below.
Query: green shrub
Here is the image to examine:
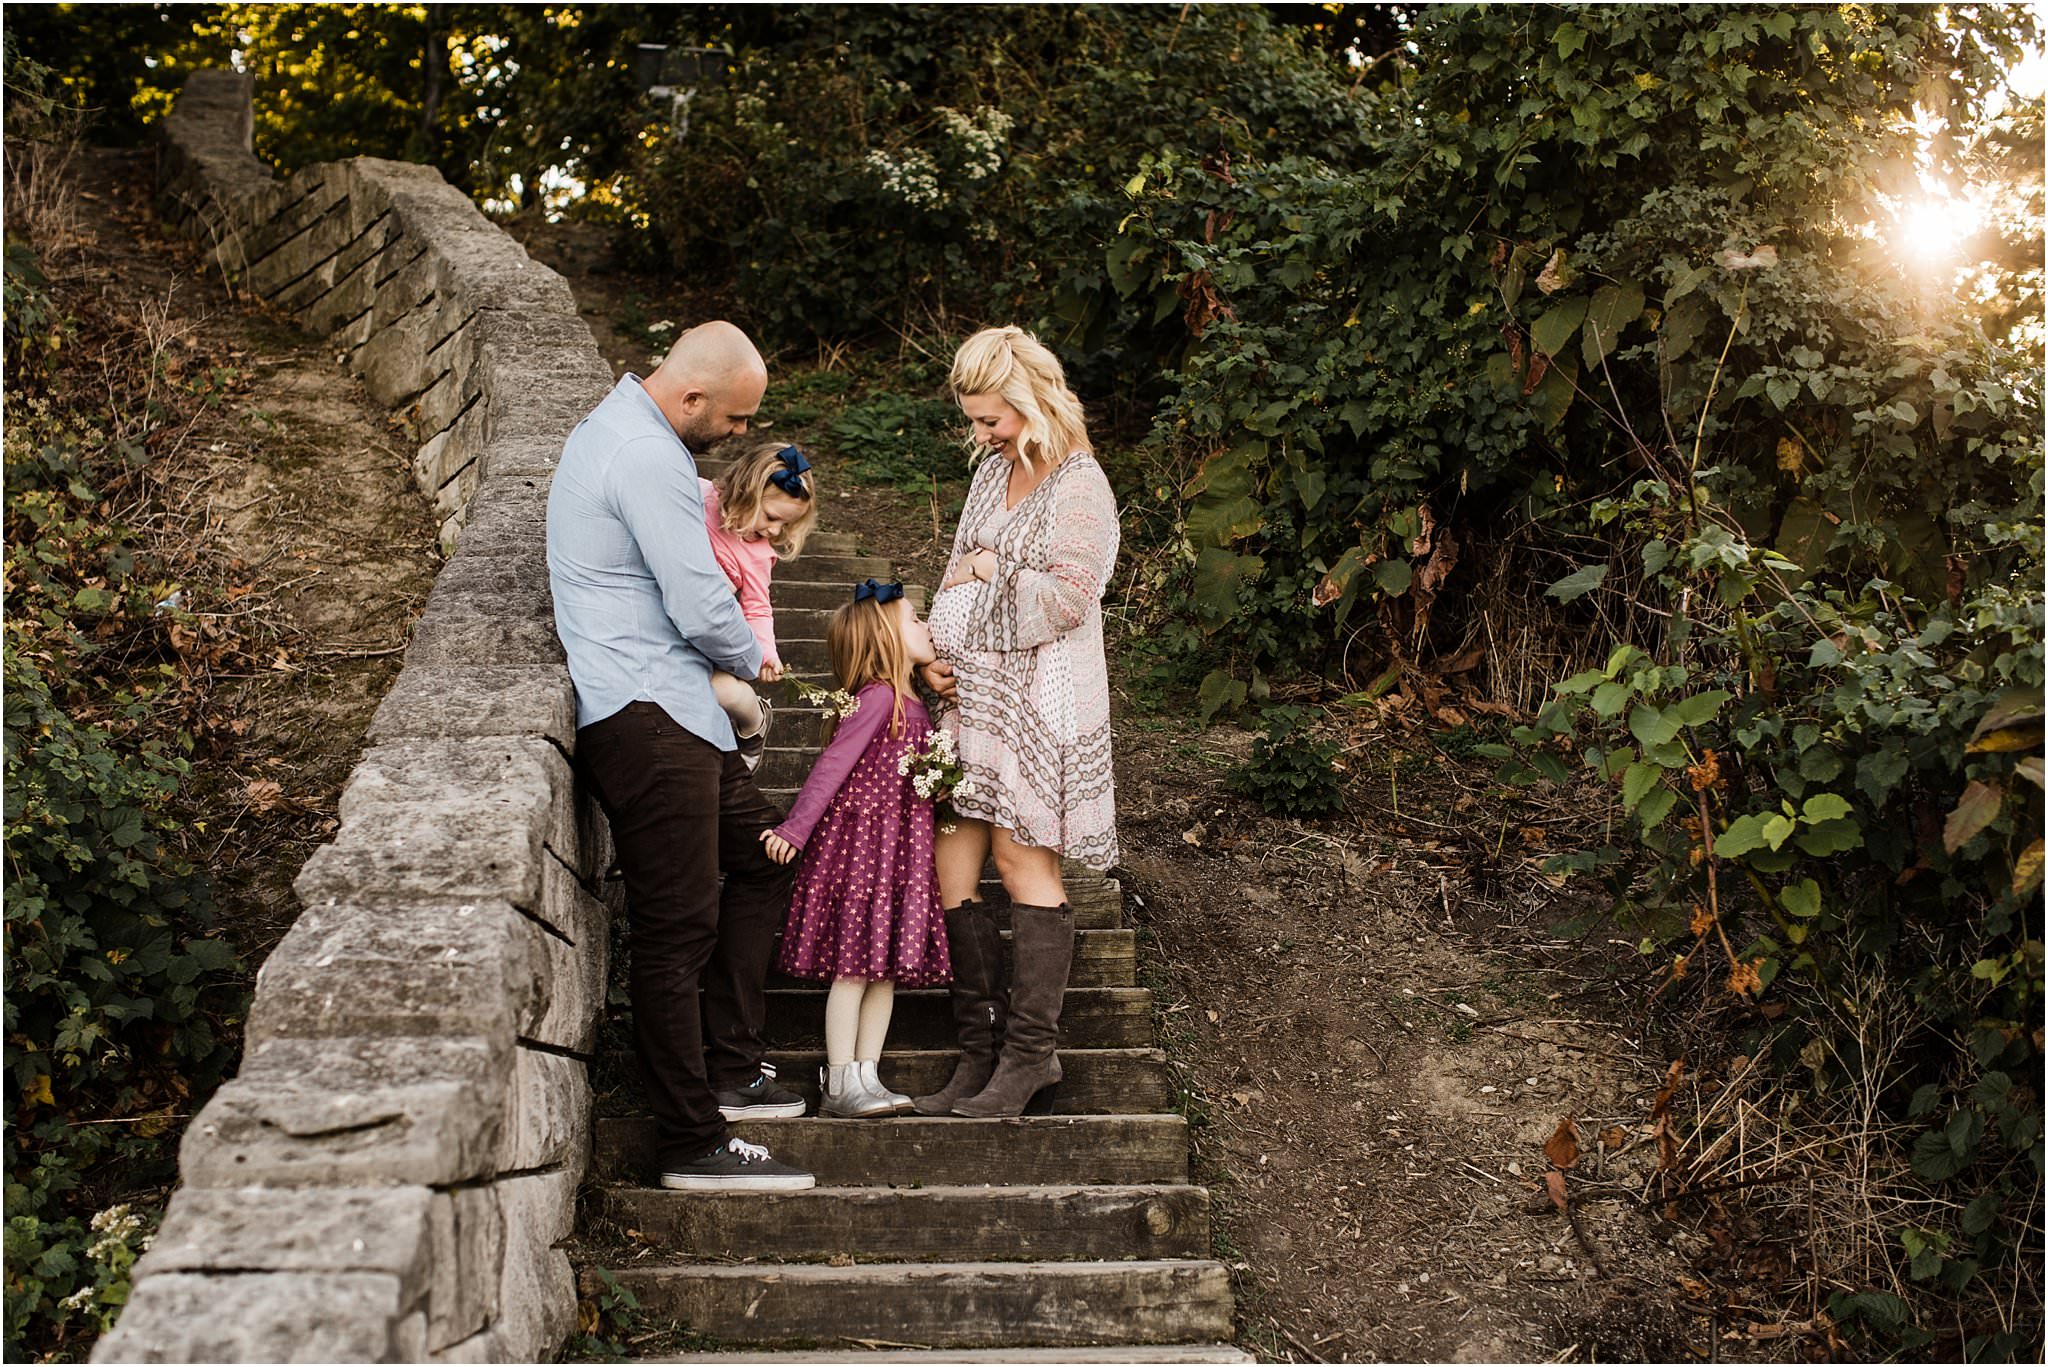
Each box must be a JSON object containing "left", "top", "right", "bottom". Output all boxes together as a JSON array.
[
  {"left": 1227, "top": 706, "right": 1345, "bottom": 820},
  {"left": 2, "top": 223, "right": 241, "bottom": 1360},
  {"left": 630, "top": 5, "right": 1362, "bottom": 362},
  {"left": 828, "top": 388, "right": 967, "bottom": 492}
]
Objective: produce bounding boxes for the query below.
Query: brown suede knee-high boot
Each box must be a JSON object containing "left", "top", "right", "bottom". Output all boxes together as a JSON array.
[
  {"left": 952, "top": 901, "right": 1074, "bottom": 1118},
  {"left": 912, "top": 899, "right": 1007, "bottom": 1115}
]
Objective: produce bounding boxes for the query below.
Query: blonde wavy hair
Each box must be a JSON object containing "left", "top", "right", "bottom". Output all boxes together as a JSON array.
[
  {"left": 949, "top": 325, "right": 1091, "bottom": 474},
  {"left": 713, "top": 442, "right": 819, "bottom": 558},
  {"left": 825, "top": 594, "right": 913, "bottom": 737}
]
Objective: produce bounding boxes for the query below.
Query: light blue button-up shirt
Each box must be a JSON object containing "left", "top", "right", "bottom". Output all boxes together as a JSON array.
[{"left": 547, "top": 375, "right": 762, "bottom": 743}]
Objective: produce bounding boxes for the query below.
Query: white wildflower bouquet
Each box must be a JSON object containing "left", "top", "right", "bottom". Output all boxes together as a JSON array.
[
  {"left": 786, "top": 676, "right": 861, "bottom": 721},
  {"left": 896, "top": 727, "right": 978, "bottom": 827}
]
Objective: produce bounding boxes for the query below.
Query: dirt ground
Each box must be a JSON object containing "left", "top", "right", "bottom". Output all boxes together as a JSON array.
[
  {"left": 48, "top": 148, "right": 442, "bottom": 966},
  {"left": 505, "top": 217, "right": 1797, "bottom": 1364}
]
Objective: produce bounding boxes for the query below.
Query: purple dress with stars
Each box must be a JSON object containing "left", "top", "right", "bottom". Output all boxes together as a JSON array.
[{"left": 772, "top": 681, "right": 950, "bottom": 986}]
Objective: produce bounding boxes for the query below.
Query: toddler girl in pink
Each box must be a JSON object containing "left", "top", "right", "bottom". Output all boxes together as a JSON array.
[{"left": 704, "top": 442, "right": 818, "bottom": 769}]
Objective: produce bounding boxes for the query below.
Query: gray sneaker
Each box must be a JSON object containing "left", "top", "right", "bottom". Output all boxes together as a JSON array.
[
  {"left": 715, "top": 1063, "right": 807, "bottom": 1119},
  {"left": 660, "top": 1137, "right": 814, "bottom": 1192},
  {"left": 736, "top": 695, "right": 774, "bottom": 773}
]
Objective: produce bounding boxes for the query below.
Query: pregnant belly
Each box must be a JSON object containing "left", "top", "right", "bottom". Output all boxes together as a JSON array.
[{"left": 928, "top": 582, "right": 981, "bottom": 656}]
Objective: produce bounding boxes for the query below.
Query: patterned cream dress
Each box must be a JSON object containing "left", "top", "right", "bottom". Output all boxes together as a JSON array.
[{"left": 927, "top": 450, "right": 1121, "bottom": 870}]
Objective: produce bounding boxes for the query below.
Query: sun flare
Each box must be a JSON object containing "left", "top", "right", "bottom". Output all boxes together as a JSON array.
[{"left": 1893, "top": 194, "right": 1986, "bottom": 266}]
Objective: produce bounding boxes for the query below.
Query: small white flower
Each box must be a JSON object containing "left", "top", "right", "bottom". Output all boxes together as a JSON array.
[
  {"left": 90, "top": 1206, "right": 131, "bottom": 1234},
  {"left": 60, "top": 1287, "right": 96, "bottom": 1312},
  {"left": 954, "top": 780, "right": 979, "bottom": 802},
  {"left": 897, "top": 754, "right": 913, "bottom": 776},
  {"left": 646, "top": 320, "right": 675, "bottom": 334}
]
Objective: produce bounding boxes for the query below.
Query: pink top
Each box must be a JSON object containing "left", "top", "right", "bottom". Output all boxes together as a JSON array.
[{"left": 701, "top": 478, "right": 780, "bottom": 669}]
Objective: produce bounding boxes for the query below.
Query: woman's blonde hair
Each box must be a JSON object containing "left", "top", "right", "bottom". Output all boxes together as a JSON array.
[
  {"left": 714, "top": 442, "right": 819, "bottom": 558},
  {"left": 949, "top": 325, "right": 1091, "bottom": 474},
  {"left": 826, "top": 595, "right": 912, "bottom": 736}
]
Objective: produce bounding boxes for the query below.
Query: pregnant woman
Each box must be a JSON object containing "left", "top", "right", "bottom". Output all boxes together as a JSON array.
[{"left": 913, "top": 325, "right": 1121, "bottom": 1119}]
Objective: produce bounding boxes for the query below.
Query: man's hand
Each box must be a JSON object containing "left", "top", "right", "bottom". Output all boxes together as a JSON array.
[
  {"left": 756, "top": 661, "right": 783, "bottom": 684},
  {"left": 760, "top": 830, "right": 799, "bottom": 865},
  {"left": 919, "top": 659, "right": 958, "bottom": 700}
]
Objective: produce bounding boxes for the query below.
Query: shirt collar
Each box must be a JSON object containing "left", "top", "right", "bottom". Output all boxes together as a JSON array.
[{"left": 620, "top": 373, "right": 688, "bottom": 452}]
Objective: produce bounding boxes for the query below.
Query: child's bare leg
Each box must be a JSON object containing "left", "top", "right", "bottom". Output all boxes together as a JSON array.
[{"left": 711, "top": 669, "right": 766, "bottom": 737}]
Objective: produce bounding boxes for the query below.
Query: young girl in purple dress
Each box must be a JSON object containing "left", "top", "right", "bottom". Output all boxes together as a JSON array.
[{"left": 760, "top": 580, "right": 951, "bottom": 1118}]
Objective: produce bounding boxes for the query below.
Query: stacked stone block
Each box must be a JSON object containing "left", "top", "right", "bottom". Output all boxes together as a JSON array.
[{"left": 95, "top": 72, "right": 613, "bottom": 1363}]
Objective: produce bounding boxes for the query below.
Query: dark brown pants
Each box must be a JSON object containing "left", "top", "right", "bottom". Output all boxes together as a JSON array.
[{"left": 575, "top": 701, "right": 792, "bottom": 1167}]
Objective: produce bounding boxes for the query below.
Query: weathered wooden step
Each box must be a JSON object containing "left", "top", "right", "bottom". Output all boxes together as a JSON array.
[
  {"left": 777, "top": 636, "right": 834, "bottom": 672},
  {"left": 762, "top": 987, "right": 1151, "bottom": 1049},
  {"left": 598, "top": 1048, "right": 1171, "bottom": 1117},
  {"left": 610, "top": 1259, "right": 1235, "bottom": 1349},
  {"left": 765, "top": 606, "right": 843, "bottom": 637},
  {"left": 775, "top": 555, "right": 896, "bottom": 582},
  {"left": 766, "top": 929, "right": 1136, "bottom": 989},
  {"left": 595, "top": 1114, "right": 1192, "bottom": 1186},
  {"left": 772, "top": 578, "right": 925, "bottom": 611},
  {"left": 757, "top": 708, "right": 830, "bottom": 750},
  {"left": 600, "top": 1183, "right": 1210, "bottom": 1262},
  {"left": 651, "top": 1350, "right": 1253, "bottom": 1364}
]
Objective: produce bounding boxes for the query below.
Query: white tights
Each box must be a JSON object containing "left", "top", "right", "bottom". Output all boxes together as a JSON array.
[{"left": 824, "top": 976, "right": 896, "bottom": 1067}]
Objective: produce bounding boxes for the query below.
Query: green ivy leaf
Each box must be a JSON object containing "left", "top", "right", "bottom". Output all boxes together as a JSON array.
[
  {"left": 1531, "top": 296, "right": 1590, "bottom": 358},
  {"left": 1197, "top": 669, "right": 1248, "bottom": 722},
  {"left": 1580, "top": 282, "right": 1645, "bottom": 369},
  {"left": 1628, "top": 703, "right": 1682, "bottom": 748},
  {"left": 1544, "top": 563, "right": 1608, "bottom": 603},
  {"left": 1799, "top": 793, "right": 1853, "bottom": 823},
  {"left": 1713, "top": 813, "right": 1771, "bottom": 858},
  {"left": 1792, "top": 818, "right": 1862, "bottom": 856},
  {"left": 1670, "top": 690, "right": 1732, "bottom": 728},
  {"left": 1780, "top": 878, "right": 1821, "bottom": 918},
  {"left": 1373, "top": 559, "right": 1414, "bottom": 596},
  {"left": 1621, "top": 761, "right": 1663, "bottom": 811}
]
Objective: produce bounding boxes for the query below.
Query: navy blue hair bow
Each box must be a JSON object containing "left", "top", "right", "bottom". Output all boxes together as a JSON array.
[
  {"left": 853, "top": 578, "right": 904, "bottom": 605},
  {"left": 767, "top": 445, "right": 812, "bottom": 498}
]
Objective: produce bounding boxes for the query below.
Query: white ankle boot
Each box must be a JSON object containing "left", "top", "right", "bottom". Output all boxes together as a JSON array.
[
  {"left": 858, "top": 1060, "right": 911, "bottom": 1114},
  {"left": 820, "top": 1063, "right": 897, "bottom": 1118}
]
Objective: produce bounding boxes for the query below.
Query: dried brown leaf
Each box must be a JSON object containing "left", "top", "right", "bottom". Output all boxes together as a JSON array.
[{"left": 1544, "top": 1116, "right": 1581, "bottom": 1170}]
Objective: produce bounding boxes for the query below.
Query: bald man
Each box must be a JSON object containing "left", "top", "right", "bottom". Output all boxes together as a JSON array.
[{"left": 548, "top": 322, "right": 814, "bottom": 1192}]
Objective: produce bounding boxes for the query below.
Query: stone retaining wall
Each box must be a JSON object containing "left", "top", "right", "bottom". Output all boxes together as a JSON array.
[{"left": 94, "top": 71, "right": 615, "bottom": 1363}]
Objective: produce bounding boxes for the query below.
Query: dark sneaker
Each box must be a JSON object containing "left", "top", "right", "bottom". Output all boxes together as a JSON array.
[
  {"left": 715, "top": 1063, "right": 807, "bottom": 1120},
  {"left": 660, "top": 1137, "right": 814, "bottom": 1192},
  {"left": 736, "top": 695, "right": 774, "bottom": 773}
]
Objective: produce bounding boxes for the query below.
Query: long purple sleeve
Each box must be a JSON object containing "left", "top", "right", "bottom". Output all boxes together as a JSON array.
[{"left": 771, "top": 682, "right": 903, "bottom": 850}]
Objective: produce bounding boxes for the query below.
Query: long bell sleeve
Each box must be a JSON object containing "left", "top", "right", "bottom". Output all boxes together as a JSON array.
[{"left": 770, "top": 682, "right": 903, "bottom": 851}]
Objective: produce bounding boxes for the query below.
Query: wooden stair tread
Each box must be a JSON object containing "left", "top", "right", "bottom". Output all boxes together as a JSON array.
[
  {"left": 608, "top": 1259, "right": 1236, "bottom": 1349},
  {"left": 645, "top": 1348, "right": 1253, "bottom": 1363},
  {"left": 600, "top": 1182, "right": 1210, "bottom": 1262},
  {"left": 595, "top": 1114, "right": 1191, "bottom": 1186},
  {"left": 596, "top": 1047, "right": 1171, "bottom": 1117}
]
